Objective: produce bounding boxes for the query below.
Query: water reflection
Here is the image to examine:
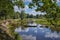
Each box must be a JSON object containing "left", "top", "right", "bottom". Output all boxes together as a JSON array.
[
  {"left": 15, "top": 25, "right": 60, "bottom": 40},
  {"left": 21, "top": 35, "right": 36, "bottom": 40},
  {"left": 45, "top": 32, "right": 60, "bottom": 38}
]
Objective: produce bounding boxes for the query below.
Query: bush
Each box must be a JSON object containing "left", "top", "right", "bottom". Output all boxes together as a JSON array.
[{"left": 14, "top": 33, "right": 22, "bottom": 40}]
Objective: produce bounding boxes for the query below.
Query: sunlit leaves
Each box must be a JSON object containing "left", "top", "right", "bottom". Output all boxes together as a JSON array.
[
  {"left": 0, "top": 0, "right": 25, "bottom": 19},
  {"left": 29, "top": 0, "right": 60, "bottom": 27},
  {"left": 14, "top": 0, "right": 25, "bottom": 8},
  {"left": 29, "top": 3, "right": 34, "bottom": 8}
]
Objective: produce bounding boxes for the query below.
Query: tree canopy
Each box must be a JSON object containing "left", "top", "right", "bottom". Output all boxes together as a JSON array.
[
  {"left": 0, "top": 0, "right": 24, "bottom": 19},
  {"left": 29, "top": 0, "right": 60, "bottom": 27}
]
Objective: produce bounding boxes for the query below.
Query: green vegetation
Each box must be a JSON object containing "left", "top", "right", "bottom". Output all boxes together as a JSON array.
[
  {"left": 0, "top": 0, "right": 24, "bottom": 20},
  {"left": 34, "top": 18, "right": 60, "bottom": 26},
  {"left": 0, "top": 0, "right": 25, "bottom": 40},
  {"left": 0, "top": 19, "right": 22, "bottom": 40},
  {"left": 0, "top": 0, "right": 60, "bottom": 40},
  {"left": 15, "top": 33, "right": 22, "bottom": 40},
  {"left": 35, "top": 19, "right": 50, "bottom": 25},
  {"left": 29, "top": 0, "right": 60, "bottom": 31}
]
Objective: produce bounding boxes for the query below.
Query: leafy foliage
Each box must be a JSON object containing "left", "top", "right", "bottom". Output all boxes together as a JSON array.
[
  {"left": 0, "top": 0, "right": 25, "bottom": 40},
  {"left": 29, "top": 0, "right": 60, "bottom": 27},
  {"left": 0, "top": 0, "right": 25, "bottom": 19}
]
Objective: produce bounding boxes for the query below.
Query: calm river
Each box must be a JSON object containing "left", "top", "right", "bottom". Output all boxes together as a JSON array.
[{"left": 15, "top": 24, "right": 60, "bottom": 40}]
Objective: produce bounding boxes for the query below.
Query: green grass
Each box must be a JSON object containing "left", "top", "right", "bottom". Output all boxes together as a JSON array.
[
  {"left": 35, "top": 19, "right": 51, "bottom": 26},
  {"left": 34, "top": 18, "right": 60, "bottom": 32},
  {"left": 57, "top": 20, "right": 60, "bottom": 26}
]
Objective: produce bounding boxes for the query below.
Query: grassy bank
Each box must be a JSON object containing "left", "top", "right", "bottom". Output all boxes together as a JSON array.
[
  {"left": 34, "top": 18, "right": 50, "bottom": 26},
  {"left": 34, "top": 18, "right": 60, "bottom": 26},
  {"left": 0, "top": 19, "right": 22, "bottom": 40},
  {"left": 34, "top": 18, "right": 60, "bottom": 32},
  {"left": 0, "top": 18, "right": 60, "bottom": 39}
]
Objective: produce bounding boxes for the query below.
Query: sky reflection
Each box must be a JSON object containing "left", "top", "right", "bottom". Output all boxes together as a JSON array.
[
  {"left": 21, "top": 34, "right": 36, "bottom": 40},
  {"left": 45, "top": 32, "right": 60, "bottom": 38},
  {"left": 15, "top": 25, "right": 60, "bottom": 40}
]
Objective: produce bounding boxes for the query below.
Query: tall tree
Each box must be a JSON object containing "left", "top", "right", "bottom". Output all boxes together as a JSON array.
[
  {"left": 0, "top": 0, "right": 24, "bottom": 19},
  {"left": 29, "top": 0, "right": 60, "bottom": 27},
  {"left": 20, "top": 10, "right": 27, "bottom": 26},
  {"left": 20, "top": 11, "right": 27, "bottom": 20},
  {"left": 0, "top": 0, "right": 25, "bottom": 40},
  {"left": 13, "top": 12, "right": 20, "bottom": 19},
  {"left": 29, "top": 14, "right": 34, "bottom": 18},
  {"left": 36, "top": 14, "right": 40, "bottom": 18}
]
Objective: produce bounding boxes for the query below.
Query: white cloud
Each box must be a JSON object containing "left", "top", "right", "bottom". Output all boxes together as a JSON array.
[
  {"left": 24, "top": 0, "right": 32, "bottom": 2},
  {"left": 25, "top": 5, "right": 28, "bottom": 9},
  {"left": 57, "top": 0, "right": 60, "bottom": 2},
  {"left": 23, "top": 5, "right": 46, "bottom": 15},
  {"left": 14, "top": 5, "right": 28, "bottom": 13},
  {"left": 24, "top": 5, "right": 29, "bottom": 11},
  {"left": 28, "top": 10, "right": 45, "bottom": 15},
  {"left": 14, "top": 5, "right": 22, "bottom": 12},
  {"left": 14, "top": 5, "right": 19, "bottom": 12},
  {"left": 14, "top": 5, "right": 46, "bottom": 15}
]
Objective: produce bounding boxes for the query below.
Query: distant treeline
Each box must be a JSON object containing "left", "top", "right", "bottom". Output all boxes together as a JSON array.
[{"left": 0, "top": 10, "right": 46, "bottom": 20}]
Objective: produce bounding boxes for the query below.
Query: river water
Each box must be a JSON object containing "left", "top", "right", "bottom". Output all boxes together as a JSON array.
[{"left": 15, "top": 24, "right": 60, "bottom": 40}]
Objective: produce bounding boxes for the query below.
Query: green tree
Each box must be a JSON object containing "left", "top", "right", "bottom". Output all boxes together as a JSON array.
[
  {"left": 20, "top": 11, "right": 27, "bottom": 20},
  {"left": 29, "top": 14, "right": 34, "bottom": 18},
  {"left": 29, "top": 0, "right": 60, "bottom": 27},
  {"left": 26, "top": 14, "right": 34, "bottom": 18},
  {"left": 36, "top": 14, "right": 40, "bottom": 18},
  {"left": 20, "top": 10, "right": 27, "bottom": 26},
  {"left": 0, "top": 0, "right": 25, "bottom": 40},
  {"left": 26, "top": 14, "right": 30, "bottom": 18},
  {"left": 0, "top": 0, "right": 24, "bottom": 19},
  {"left": 13, "top": 12, "right": 20, "bottom": 19}
]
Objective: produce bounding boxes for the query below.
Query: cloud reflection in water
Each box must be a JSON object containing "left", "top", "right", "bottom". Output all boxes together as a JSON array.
[
  {"left": 15, "top": 25, "right": 60, "bottom": 40},
  {"left": 45, "top": 32, "right": 60, "bottom": 38},
  {"left": 21, "top": 34, "right": 36, "bottom": 40}
]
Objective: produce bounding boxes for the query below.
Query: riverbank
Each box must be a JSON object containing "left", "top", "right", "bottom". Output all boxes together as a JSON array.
[
  {"left": 0, "top": 19, "right": 22, "bottom": 40},
  {"left": 34, "top": 18, "right": 60, "bottom": 32},
  {"left": 0, "top": 18, "right": 60, "bottom": 28},
  {"left": 0, "top": 19, "right": 60, "bottom": 40}
]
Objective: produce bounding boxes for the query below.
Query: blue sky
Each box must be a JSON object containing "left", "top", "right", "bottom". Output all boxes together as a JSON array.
[{"left": 14, "top": 0, "right": 60, "bottom": 15}]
